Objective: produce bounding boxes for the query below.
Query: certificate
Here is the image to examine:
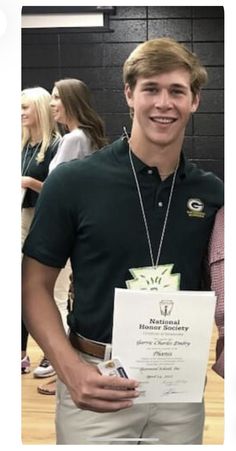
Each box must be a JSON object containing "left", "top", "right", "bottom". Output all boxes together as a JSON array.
[{"left": 112, "top": 289, "right": 216, "bottom": 403}]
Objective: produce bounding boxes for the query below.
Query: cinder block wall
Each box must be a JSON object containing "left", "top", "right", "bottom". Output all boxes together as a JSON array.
[{"left": 22, "top": 6, "right": 224, "bottom": 179}]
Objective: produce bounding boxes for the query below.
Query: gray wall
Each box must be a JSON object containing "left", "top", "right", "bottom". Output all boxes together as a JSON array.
[{"left": 22, "top": 6, "right": 224, "bottom": 180}]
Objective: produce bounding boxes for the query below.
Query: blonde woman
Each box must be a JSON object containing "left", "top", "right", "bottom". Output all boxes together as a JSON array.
[{"left": 21, "top": 86, "right": 60, "bottom": 374}]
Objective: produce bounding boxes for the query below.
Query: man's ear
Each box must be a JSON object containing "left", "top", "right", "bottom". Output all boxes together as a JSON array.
[
  {"left": 191, "top": 93, "right": 200, "bottom": 113},
  {"left": 124, "top": 83, "right": 134, "bottom": 108}
]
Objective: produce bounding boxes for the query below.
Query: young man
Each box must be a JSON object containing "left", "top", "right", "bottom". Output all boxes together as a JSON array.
[{"left": 22, "top": 38, "right": 224, "bottom": 444}]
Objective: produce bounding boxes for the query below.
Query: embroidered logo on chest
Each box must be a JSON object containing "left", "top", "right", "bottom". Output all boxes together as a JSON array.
[{"left": 187, "top": 198, "right": 206, "bottom": 218}]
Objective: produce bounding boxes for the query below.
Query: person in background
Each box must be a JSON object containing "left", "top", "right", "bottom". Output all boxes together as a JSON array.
[
  {"left": 209, "top": 206, "right": 224, "bottom": 378},
  {"left": 36, "top": 78, "right": 108, "bottom": 395},
  {"left": 22, "top": 38, "right": 223, "bottom": 444},
  {"left": 21, "top": 86, "right": 60, "bottom": 375},
  {"left": 49, "top": 78, "right": 107, "bottom": 171}
]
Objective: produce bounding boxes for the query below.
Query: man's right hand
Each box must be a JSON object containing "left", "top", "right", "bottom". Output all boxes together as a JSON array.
[{"left": 63, "top": 356, "right": 140, "bottom": 413}]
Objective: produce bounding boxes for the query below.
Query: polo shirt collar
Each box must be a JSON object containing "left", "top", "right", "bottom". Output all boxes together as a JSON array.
[{"left": 118, "top": 137, "right": 188, "bottom": 180}]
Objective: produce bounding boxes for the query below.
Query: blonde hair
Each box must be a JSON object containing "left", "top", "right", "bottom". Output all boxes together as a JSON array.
[
  {"left": 123, "top": 37, "right": 208, "bottom": 97},
  {"left": 21, "top": 87, "right": 60, "bottom": 163},
  {"left": 54, "top": 78, "right": 108, "bottom": 149}
]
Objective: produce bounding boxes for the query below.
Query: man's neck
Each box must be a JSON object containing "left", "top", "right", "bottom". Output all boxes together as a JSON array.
[{"left": 128, "top": 135, "right": 182, "bottom": 178}]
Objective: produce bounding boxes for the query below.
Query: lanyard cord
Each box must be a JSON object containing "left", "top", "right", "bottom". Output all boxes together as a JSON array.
[
  {"left": 22, "top": 143, "right": 40, "bottom": 176},
  {"left": 129, "top": 147, "right": 178, "bottom": 268}
]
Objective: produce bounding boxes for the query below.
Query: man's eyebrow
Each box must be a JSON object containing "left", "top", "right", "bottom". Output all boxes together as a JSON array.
[
  {"left": 141, "top": 81, "right": 157, "bottom": 87},
  {"left": 170, "top": 83, "right": 189, "bottom": 90},
  {"left": 141, "top": 81, "right": 189, "bottom": 90}
]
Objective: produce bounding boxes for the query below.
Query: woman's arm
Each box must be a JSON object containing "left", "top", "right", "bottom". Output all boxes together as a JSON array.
[{"left": 21, "top": 176, "right": 43, "bottom": 193}]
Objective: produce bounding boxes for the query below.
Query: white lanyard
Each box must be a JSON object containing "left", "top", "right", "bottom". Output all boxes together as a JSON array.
[{"left": 128, "top": 147, "right": 178, "bottom": 268}]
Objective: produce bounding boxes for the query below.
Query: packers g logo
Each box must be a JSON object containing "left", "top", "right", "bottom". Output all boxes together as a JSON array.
[
  {"left": 187, "top": 198, "right": 205, "bottom": 218},
  {"left": 187, "top": 198, "right": 204, "bottom": 212}
]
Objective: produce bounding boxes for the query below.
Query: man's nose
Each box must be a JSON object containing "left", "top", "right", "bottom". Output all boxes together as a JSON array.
[{"left": 154, "top": 90, "right": 171, "bottom": 109}]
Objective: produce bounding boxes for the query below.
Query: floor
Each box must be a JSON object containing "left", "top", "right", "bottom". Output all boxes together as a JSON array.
[{"left": 21, "top": 327, "right": 224, "bottom": 445}]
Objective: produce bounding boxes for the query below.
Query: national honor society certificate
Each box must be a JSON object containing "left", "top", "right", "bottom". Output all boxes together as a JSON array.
[{"left": 112, "top": 289, "right": 216, "bottom": 403}]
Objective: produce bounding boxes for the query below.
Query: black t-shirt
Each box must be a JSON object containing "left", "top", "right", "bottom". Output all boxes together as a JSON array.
[
  {"left": 23, "top": 138, "right": 224, "bottom": 342},
  {"left": 21, "top": 138, "right": 59, "bottom": 208}
]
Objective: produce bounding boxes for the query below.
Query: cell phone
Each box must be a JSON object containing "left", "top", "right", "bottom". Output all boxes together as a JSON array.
[{"left": 97, "top": 357, "right": 129, "bottom": 379}]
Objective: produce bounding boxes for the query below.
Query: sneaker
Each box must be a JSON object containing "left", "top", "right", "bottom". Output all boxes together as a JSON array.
[
  {"left": 33, "top": 356, "right": 56, "bottom": 378},
  {"left": 21, "top": 355, "right": 30, "bottom": 374}
]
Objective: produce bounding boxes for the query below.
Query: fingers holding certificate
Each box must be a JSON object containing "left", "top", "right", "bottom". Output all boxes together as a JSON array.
[{"left": 112, "top": 289, "right": 216, "bottom": 403}]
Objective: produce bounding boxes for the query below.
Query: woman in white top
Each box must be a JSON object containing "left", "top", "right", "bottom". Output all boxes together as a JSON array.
[
  {"left": 37, "top": 78, "right": 107, "bottom": 394},
  {"left": 49, "top": 78, "right": 107, "bottom": 171}
]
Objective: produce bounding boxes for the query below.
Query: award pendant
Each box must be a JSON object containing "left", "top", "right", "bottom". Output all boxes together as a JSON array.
[
  {"left": 126, "top": 263, "right": 180, "bottom": 291},
  {"left": 127, "top": 143, "right": 180, "bottom": 291}
]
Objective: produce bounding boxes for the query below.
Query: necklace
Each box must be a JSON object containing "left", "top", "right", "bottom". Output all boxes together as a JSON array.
[
  {"left": 22, "top": 142, "right": 40, "bottom": 176},
  {"left": 129, "top": 147, "right": 178, "bottom": 267},
  {"left": 121, "top": 127, "right": 181, "bottom": 290},
  {"left": 126, "top": 146, "right": 181, "bottom": 291}
]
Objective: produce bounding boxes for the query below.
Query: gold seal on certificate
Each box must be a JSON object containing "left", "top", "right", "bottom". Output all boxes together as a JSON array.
[
  {"left": 126, "top": 264, "right": 181, "bottom": 291},
  {"left": 112, "top": 289, "right": 216, "bottom": 403}
]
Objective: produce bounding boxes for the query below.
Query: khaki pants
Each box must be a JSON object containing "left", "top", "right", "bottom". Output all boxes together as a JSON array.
[
  {"left": 53, "top": 260, "right": 71, "bottom": 331},
  {"left": 55, "top": 352, "right": 205, "bottom": 445},
  {"left": 21, "top": 208, "right": 35, "bottom": 246}
]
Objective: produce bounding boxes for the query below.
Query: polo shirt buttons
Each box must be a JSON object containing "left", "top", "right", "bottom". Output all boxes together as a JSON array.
[
  {"left": 147, "top": 169, "right": 153, "bottom": 175},
  {"left": 158, "top": 201, "right": 163, "bottom": 207}
]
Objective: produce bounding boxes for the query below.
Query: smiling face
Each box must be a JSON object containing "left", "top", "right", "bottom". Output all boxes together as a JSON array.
[
  {"left": 125, "top": 68, "right": 199, "bottom": 152},
  {"left": 50, "top": 86, "right": 67, "bottom": 125},
  {"left": 21, "top": 98, "right": 38, "bottom": 129}
]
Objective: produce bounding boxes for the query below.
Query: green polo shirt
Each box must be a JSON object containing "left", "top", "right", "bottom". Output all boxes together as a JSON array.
[{"left": 23, "top": 138, "right": 224, "bottom": 342}]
